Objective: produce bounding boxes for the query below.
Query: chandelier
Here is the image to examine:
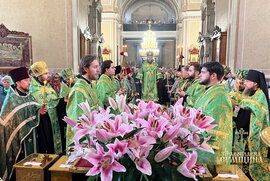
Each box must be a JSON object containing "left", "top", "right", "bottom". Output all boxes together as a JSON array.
[{"left": 139, "top": 21, "right": 160, "bottom": 57}]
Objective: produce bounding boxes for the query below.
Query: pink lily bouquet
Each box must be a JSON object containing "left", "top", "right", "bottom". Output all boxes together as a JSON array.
[{"left": 64, "top": 95, "right": 217, "bottom": 181}]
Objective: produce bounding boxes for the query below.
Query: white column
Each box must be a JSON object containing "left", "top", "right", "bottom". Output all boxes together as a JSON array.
[
  {"left": 226, "top": 0, "right": 240, "bottom": 73},
  {"left": 101, "top": 12, "right": 120, "bottom": 64},
  {"left": 72, "top": 0, "right": 80, "bottom": 74},
  {"left": 181, "top": 11, "right": 201, "bottom": 65}
]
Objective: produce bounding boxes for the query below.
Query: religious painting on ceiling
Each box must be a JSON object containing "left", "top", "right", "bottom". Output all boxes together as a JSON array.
[{"left": 0, "top": 24, "right": 32, "bottom": 73}]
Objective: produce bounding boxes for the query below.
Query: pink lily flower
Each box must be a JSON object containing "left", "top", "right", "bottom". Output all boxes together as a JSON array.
[
  {"left": 154, "top": 140, "right": 178, "bottom": 162},
  {"left": 174, "top": 98, "right": 184, "bottom": 106},
  {"left": 95, "top": 129, "right": 115, "bottom": 143},
  {"left": 145, "top": 101, "right": 162, "bottom": 115},
  {"left": 127, "top": 133, "right": 156, "bottom": 149},
  {"left": 95, "top": 115, "right": 134, "bottom": 142},
  {"left": 113, "top": 115, "right": 134, "bottom": 137},
  {"left": 84, "top": 143, "right": 126, "bottom": 181},
  {"left": 107, "top": 138, "right": 128, "bottom": 159},
  {"left": 108, "top": 97, "right": 117, "bottom": 111},
  {"left": 75, "top": 114, "right": 95, "bottom": 130},
  {"left": 127, "top": 133, "right": 156, "bottom": 158},
  {"left": 96, "top": 106, "right": 115, "bottom": 123},
  {"left": 116, "top": 94, "right": 127, "bottom": 112},
  {"left": 63, "top": 116, "right": 77, "bottom": 128},
  {"left": 128, "top": 145, "right": 153, "bottom": 176},
  {"left": 78, "top": 100, "right": 92, "bottom": 117},
  {"left": 108, "top": 94, "right": 127, "bottom": 112},
  {"left": 162, "top": 122, "right": 182, "bottom": 142},
  {"left": 190, "top": 108, "right": 217, "bottom": 132},
  {"left": 177, "top": 151, "right": 205, "bottom": 181},
  {"left": 171, "top": 105, "right": 196, "bottom": 128},
  {"left": 197, "top": 136, "right": 214, "bottom": 154},
  {"left": 137, "top": 114, "right": 168, "bottom": 138}
]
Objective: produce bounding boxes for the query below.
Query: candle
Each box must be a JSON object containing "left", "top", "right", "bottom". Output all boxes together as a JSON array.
[
  {"left": 177, "top": 45, "right": 181, "bottom": 54},
  {"left": 122, "top": 45, "right": 127, "bottom": 52},
  {"left": 69, "top": 77, "right": 72, "bottom": 88},
  {"left": 43, "top": 80, "right": 47, "bottom": 105}
]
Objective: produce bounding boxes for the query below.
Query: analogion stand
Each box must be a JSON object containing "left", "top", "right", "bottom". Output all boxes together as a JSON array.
[
  {"left": 49, "top": 155, "right": 89, "bottom": 181},
  {"left": 13, "top": 153, "right": 59, "bottom": 181}
]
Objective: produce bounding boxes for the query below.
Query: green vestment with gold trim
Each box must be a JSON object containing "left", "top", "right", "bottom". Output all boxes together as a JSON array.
[
  {"left": 66, "top": 78, "right": 102, "bottom": 147},
  {"left": 185, "top": 79, "right": 205, "bottom": 107},
  {"left": 229, "top": 89, "right": 245, "bottom": 117},
  {"left": 59, "top": 82, "right": 70, "bottom": 98},
  {"left": 195, "top": 84, "right": 233, "bottom": 164},
  {"left": 113, "top": 78, "right": 121, "bottom": 91},
  {"left": 136, "top": 61, "right": 162, "bottom": 101},
  {"left": 30, "top": 78, "right": 62, "bottom": 153},
  {"left": 233, "top": 88, "right": 270, "bottom": 181},
  {"left": 96, "top": 74, "right": 119, "bottom": 107}
]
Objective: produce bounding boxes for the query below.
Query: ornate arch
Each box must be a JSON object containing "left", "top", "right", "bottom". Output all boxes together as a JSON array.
[{"left": 112, "top": 0, "right": 181, "bottom": 24}]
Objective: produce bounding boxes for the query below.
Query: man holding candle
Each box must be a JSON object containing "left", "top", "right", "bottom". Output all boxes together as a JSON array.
[
  {"left": 0, "top": 67, "right": 47, "bottom": 181},
  {"left": 30, "top": 61, "right": 62, "bottom": 154}
]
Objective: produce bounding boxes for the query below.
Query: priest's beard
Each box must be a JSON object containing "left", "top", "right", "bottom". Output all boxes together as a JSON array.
[
  {"left": 200, "top": 77, "right": 210, "bottom": 86},
  {"left": 243, "top": 87, "right": 257, "bottom": 96},
  {"left": 17, "top": 85, "right": 29, "bottom": 93},
  {"left": 187, "top": 74, "right": 195, "bottom": 80},
  {"left": 147, "top": 59, "right": 153, "bottom": 63},
  {"left": 238, "top": 86, "right": 245, "bottom": 92}
]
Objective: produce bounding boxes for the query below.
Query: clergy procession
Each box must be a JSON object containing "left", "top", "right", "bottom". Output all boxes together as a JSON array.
[{"left": 0, "top": 52, "right": 269, "bottom": 181}]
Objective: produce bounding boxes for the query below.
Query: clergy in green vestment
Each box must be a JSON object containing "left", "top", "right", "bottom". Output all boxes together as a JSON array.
[
  {"left": 30, "top": 61, "right": 62, "bottom": 154},
  {"left": 229, "top": 69, "right": 249, "bottom": 117},
  {"left": 96, "top": 60, "right": 124, "bottom": 107},
  {"left": 136, "top": 51, "right": 162, "bottom": 102},
  {"left": 170, "top": 66, "right": 193, "bottom": 103},
  {"left": 66, "top": 55, "right": 103, "bottom": 148},
  {"left": 178, "top": 65, "right": 192, "bottom": 92},
  {"left": 194, "top": 62, "right": 233, "bottom": 165},
  {"left": 222, "top": 65, "right": 235, "bottom": 92},
  {"left": 56, "top": 68, "right": 76, "bottom": 152},
  {"left": 59, "top": 68, "right": 76, "bottom": 99},
  {"left": 169, "top": 66, "right": 182, "bottom": 96},
  {"left": 0, "top": 67, "right": 46, "bottom": 181},
  {"left": 178, "top": 63, "right": 205, "bottom": 107},
  {"left": 233, "top": 70, "right": 270, "bottom": 181}
]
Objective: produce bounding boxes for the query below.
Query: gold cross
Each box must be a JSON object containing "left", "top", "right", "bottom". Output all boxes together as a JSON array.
[{"left": 238, "top": 128, "right": 248, "bottom": 141}]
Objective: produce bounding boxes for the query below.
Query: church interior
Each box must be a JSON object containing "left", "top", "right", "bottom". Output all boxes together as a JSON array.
[{"left": 1, "top": 1, "right": 270, "bottom": 181}]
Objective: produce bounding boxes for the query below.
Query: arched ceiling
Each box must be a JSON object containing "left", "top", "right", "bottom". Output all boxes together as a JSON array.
[{"left": 113, "top": 0, "right": 182, "bottom": 23}]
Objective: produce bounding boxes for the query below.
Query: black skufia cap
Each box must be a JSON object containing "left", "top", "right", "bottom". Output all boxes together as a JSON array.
[
  {"left": 9, "top": 67, "right": 30, "bottom": 83},
  {"left": 115, "top": 65, "right": 122, "bottom": 75}
]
